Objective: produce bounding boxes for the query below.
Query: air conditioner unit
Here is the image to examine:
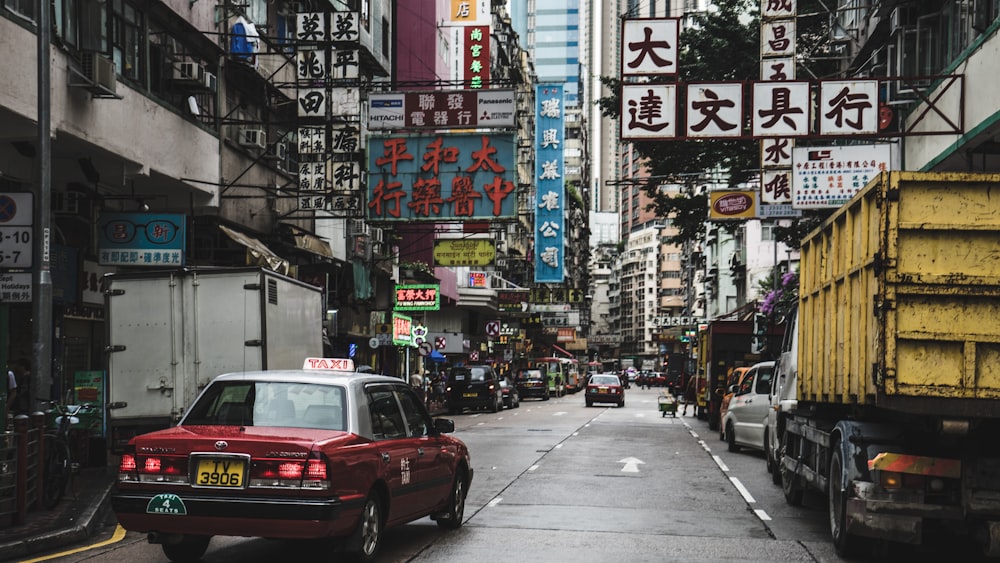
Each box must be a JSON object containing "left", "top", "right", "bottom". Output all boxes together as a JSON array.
[
  {"left": 238, "top": 128, "right": 267, "bottom": 150},
  {"left": 202, "top": 71, "right": 218, "bottom": 92},
  {"left": 173, "top": 61, "right": 205, "bottom": 83},
  {"left": 275, "top": 140, "right": 289, "bottom": 161},
  {"left": 80, "top": 52, "right": 116, "bottom": 93},
  {"left": 349, "top": 219, "right": 369, "bottom": 237}
]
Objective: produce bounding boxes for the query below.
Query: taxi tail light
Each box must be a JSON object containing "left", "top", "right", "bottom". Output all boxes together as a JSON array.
[{"left": 249, "top": 453, "right": 329, "bottom": 490}]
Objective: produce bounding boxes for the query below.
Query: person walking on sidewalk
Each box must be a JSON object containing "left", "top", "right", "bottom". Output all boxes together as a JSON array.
[{"left": 681, "top": 374, "right": 697, "bottom": 416}]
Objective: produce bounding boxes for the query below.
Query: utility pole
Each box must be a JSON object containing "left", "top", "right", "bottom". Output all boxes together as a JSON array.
[{"left": 34, "top": 0, "right": 54, "bottom": 402}]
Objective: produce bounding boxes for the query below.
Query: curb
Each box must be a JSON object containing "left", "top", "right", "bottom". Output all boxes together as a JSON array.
[{"left": 0, "top": 480, "right": 115, "bottom": 561}]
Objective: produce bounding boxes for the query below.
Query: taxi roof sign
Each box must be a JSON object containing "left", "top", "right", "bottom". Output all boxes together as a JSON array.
[{"left": 302, "top": 357, "right": 356, "bottom": 371}]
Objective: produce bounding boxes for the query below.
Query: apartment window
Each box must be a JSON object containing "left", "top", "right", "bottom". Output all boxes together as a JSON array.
[
  {"left": 110, "top": 0, "right": 144, "bottom": 82},
  {"left": 761, "top": 224, "right": 775, "bottom": 241},
  {"left": 4, "top": 0, "right": 35, "bottom": 21}
]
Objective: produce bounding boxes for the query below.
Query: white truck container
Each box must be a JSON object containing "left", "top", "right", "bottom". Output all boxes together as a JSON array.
[{"left": 105, "top": 267, "right": 323, "bottom": 449}]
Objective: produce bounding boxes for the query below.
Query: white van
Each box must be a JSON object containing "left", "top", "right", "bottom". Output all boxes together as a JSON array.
[{"left": 722, "top": 360, "right": 775, "bottom": 453}]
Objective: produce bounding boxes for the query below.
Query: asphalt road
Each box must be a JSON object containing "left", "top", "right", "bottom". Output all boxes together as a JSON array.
[{"left": 36, "top": 386, "right": 995, "bottom": 562}]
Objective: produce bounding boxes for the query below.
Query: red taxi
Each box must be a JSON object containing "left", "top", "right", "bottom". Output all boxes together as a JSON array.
[
  {"left": 585, "top": 373, "right": 625, "bottom": 408},
  {"left": 111, "top": 358, "right": 473, "bottom": 562}
]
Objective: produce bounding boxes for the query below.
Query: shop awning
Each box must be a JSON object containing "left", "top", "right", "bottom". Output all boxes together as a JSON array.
[
  {"left": 282, "top": 223, "right": 334, "bottom": 259},
  {"left": 552, "top": 344, "right": 574, "bottom": 358},
  {"left": 219, "top": 224, "right": 289, "bottom": 275}
]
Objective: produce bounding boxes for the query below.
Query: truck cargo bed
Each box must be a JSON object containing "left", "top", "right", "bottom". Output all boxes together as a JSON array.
[{"left": 798, "top": 171, "right": 1000, "bottom": 414}]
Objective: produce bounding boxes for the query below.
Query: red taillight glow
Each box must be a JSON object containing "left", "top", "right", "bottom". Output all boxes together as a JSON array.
[
  {"left": 120, "top": 454, "right": 137, "bottom": 472},
  {"left": 144, "top": 458, "right": 162, "bottom": 473},
  {"left": 306, "top": 459, "right": 327, "bottom": 480},
  {"left": 278, "top": 462, "right": 304, "bottom": 480}
]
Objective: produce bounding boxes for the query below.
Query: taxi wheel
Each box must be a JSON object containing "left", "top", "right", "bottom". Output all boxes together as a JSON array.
[
  {"left": 161, "top": 534, "right": 210, "bottom": 563},
  {"left": 349, "top": 492, "right": 383, "bottom": 562},
  {"left": 436, "top": 470, "right": 467, "bottom": 530},
  {"left": 543, "top": 391, "right": 550, "bottom": 401}
]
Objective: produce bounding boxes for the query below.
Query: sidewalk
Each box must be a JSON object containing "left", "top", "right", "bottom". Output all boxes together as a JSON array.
[{"left": 0, "top": 465, "right": 118, "bottom": 561}]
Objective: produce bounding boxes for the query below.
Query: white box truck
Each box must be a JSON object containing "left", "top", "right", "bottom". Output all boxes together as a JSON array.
[{"left": 105, "top": 267, "right": 323, "bottom": 450}]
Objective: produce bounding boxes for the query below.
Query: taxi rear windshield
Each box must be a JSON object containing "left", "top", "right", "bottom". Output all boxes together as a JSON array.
[{"left": 182, "top": 381, "right": 347, "bottom": 431}]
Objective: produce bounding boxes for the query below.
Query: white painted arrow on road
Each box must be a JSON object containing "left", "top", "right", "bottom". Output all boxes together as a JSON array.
[{"left": 618, "top": 457, "right": 645, "bottom": 473}]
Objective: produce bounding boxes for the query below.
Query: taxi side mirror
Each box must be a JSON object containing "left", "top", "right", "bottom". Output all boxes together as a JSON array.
[{"left": 434, "top": 418, "right": 455, "bottom": 434}]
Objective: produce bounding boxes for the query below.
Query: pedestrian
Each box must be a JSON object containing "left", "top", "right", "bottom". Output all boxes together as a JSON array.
[
  {"left": 4, "top": 364, "right": 16, "bottom": 425},
  {"left": 409, "top": 370, "right": 425, "bottom": 404},
  {"left": 681, "top": 374, "right": 697, "bottom": 416}
]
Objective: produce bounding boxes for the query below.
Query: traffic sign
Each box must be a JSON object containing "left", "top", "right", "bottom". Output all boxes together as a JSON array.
[
  {"left": 0, "top": 193, "right": 33, "bottom": 269},
  {"left": 418, "top": 341, "right": 433, "bottom": 356},
  {"left": 485, "top": 320, "right": 500, "bottom": 337},
  {"left": 434, "top": 336, "right": 447, "bottom": 349},
  {"left": 369, "top": 337, "right": 380, "bottom": 349}
]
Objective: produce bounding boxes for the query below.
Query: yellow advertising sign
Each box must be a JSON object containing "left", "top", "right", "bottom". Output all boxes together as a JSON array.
[
  {"left": 433, "top": 239, "right": 496, "bottom": 266},
  {"left": 708, "top": 190, "right": 757, "bottom": 221},
  {"left": 450, "top": 0, "right": 480, "bottom": 23}
]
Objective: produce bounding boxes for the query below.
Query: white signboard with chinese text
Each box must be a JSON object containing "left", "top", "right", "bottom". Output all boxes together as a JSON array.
[
  {"left": 818, "top": 80, "right": 879, "bottom": 136},
  {"left": 620, "top": 84, "right": 677, "bottom": 140},
  {"left": 792, "top": 144, "right": 891, "bottom": 208},
  {"left": 0, "top": 272, "right": 31, "bottom": 302},
  {"left": 752, "top": 81, "right": 810, "bottom": 137},
  {"left": 686, "top": 83, "right": 743, "bottom": 138},
  {"left": 621, "top": 18, "right": 679, "bottom": 77}
]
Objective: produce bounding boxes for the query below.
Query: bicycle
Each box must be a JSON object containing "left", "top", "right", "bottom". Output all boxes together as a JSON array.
[{"left": 38, "top": 399, "right": 92, "bottom": 509}]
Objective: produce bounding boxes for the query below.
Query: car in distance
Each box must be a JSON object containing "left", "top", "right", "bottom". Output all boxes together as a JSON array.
[
  {"left": 514, "top": 368, "right": 550, "bottom": 401},
  {"left": 721, "top": 360, "right": 775, "bottom": 453},
  {"left": 498, "top": 375, "right": 520, "bottom": 409},
  {"left": 585, "top": 373, "right": 625, "bottom": 407},
  {"left": 111, "top": 358, "right": 473, "bottom": 563},
  {"left": 446, "top": 365, "right": 504, "bottom": 414}
]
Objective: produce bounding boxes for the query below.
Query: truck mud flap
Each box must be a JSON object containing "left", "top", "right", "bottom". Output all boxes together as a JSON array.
[{"left": 846, "top": 498, "right": 922, "bottom": 543}]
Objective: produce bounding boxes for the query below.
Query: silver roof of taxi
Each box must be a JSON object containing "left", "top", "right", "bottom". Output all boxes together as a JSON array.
[{"left": 183, "top": 369, "right": 409, "bottom": 439}]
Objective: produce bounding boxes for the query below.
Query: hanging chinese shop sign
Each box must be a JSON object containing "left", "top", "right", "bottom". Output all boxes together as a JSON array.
[
  {"left": 433, "top": 239, "right": 496, "bottom": 266},
  {"left": 464, "top": 26, "right": 490, "bottom": 89},
  {"left": 791, "top": 144, "right": 890, "bottom": 208},
  {"left": 449, "top": 0, "right": 491, "bottom": 24},
  {"left": 534, "top": 84, "right": 565, "bottom": 284},
  {"left": 618, "top": 19, "right": 955, "bottom": 140},
  {"left": 708, "top": 191, "right": 757, "bottom": 221},
  {"left": 368, "top": 90, "right": 515, "bottom": 130},
  {"left": 367, "top": 133, "right": 516, "bottom": 221},
  {"left": 293, "top": 11, "right": 364, "bottom": 215},
  {"left": 394, "top": 284, "right": 441, "bottom": 311},
  {"left": 392, "top": 313, "right": 415, "bottom": 346}
]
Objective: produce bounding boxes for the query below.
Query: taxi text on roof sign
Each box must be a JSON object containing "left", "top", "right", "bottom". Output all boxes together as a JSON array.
[{"left": 302, "top": 357, "right": 355, "bottom": 371}]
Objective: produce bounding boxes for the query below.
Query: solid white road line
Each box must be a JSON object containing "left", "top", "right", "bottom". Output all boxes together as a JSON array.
[{"left": 754, "top": 509, "right": 772, "bottom": 521}]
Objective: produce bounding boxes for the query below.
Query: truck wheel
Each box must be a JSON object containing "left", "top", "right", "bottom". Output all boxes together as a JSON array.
[
  {"left": 780, "top": 436, "right": 804, "bottom": 506},
  {"left": 766, "top": 429, "right": 782, "bottom": 485},
  {"left": 829, "top": 448, "right": 869, "bottom": 557}
]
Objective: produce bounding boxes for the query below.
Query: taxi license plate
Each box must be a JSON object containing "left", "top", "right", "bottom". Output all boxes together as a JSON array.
[
  {"left": 463, "top": 392, "right": 478, "bottom": 398},
  {"left": 195, "top": 458, "right": 245, "bottom": 487},
  {"left": 598, "top": 386, "right": 609, "bottom": 392}
]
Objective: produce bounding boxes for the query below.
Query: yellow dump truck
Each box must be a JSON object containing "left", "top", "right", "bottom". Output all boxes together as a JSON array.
[{"left": 777, "top": 172, "right": 1000, "bottom": 557}]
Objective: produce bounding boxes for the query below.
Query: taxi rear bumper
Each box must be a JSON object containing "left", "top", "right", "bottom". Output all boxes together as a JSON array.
[{"left": 111, "top": 491, "right": 360, "bottom": 538}]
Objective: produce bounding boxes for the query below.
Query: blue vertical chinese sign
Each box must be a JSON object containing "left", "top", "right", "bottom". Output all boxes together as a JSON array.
[{"left": 534, "top": 84, "right": 565, "bottom": 283}]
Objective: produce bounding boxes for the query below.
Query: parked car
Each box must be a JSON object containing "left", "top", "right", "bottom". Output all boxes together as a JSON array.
[
  {"left": 110, "top": 357, "right": 473, "bottom": 563},
  {"left": 717, "top": 366, "right": 751, "bottom": 441},
  {"left": 585, "top": 373, "right": 625, "bottom": 408},
  {"left": 721, "top": 361, "right": 775, "bottom": 453},
  {"left": 447, "top": 365, "right": 504, "bottom": 414},
  {"left": 515, "top": 368, "right": 550, "bottom": 401},
  {"left": 498, "top": 375, "right": 520, "bottom": 409}
]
